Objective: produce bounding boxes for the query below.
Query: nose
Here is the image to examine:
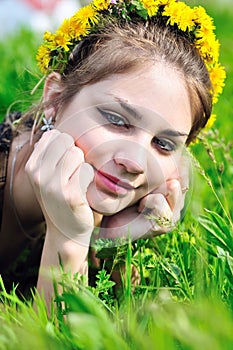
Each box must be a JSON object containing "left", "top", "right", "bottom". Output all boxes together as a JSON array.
[
  {"left": 114, "top": 141, "right": 147, "bottom": 174},
  {"left": 115, "top": 156, "right": 144, "bottom": 174}
]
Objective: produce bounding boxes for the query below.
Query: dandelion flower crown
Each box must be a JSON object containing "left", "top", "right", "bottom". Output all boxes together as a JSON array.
[{"left": 36, "top": 0, "right": 226, "bottom": 127}]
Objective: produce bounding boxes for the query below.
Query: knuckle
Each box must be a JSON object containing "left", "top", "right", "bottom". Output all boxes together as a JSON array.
[
  {"left": 167, "top": 179, "right": 180, "bottom": 192},
  {"left": 74, "top": 146, "right": 85, "bottom": 161},
  {"left": 60, "top": 132, "right": 74, "bottom": 144}
]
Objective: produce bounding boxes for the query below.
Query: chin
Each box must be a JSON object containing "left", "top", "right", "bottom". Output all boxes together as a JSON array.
[
  {"left": 86, "top": 182, "right": 137, "bottom": 215},
  {"left": 86, "top": 192, "right": 130, "bottom": 216},
  {"left": 88, "top": 197, "right": 124, "bottom": 216}
]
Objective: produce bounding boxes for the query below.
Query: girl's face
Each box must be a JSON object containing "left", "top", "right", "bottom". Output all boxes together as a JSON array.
[{"left": 54, "top": 63, "right": 192, "bottom": 215}]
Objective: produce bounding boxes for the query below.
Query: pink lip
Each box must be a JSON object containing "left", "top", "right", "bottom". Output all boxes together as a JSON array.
[{"left": 95, "top": 170, "right": 134, "bottom": 195}]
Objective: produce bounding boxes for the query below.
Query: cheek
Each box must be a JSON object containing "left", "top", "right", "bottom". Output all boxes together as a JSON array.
[
  {"left": 55, "top": 109, "right": 105, "bottom": 150},
  {"left": 76, "top": 130, "right": 120, "bottom": 166},
  {"left": 74, "top": 138, "right": 93, "bottom": 158},
  {"left": 74, "top": 131, "right": 104, "bottom": 159}
]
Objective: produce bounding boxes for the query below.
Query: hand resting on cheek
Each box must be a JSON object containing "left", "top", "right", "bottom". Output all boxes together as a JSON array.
[
  {"left": 25, "top": 129, "right": 95, "bottom": 246},
  {"left": 98, "top": 158, "right": 190, "bottom": 242}
]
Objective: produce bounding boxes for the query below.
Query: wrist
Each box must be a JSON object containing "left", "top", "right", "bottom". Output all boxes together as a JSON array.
[
  {"left": 46, "top": 222, "right": 92, "bottom": 247},
  {"left": 43, "top": 226, "right": 90, "bottom": 274}
]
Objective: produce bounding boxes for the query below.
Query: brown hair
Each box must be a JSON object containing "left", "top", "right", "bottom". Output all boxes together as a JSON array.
[{"left": 23, "top": 19, "right": 213, "bottom": 144}]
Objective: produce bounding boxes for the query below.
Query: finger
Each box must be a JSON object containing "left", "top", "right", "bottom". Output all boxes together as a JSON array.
[
  {"left": 32, "top": 129, "right": 61, "bottom": 160},
  {"left": 55, "top": 145, "right": 85, "bottom": 185},
  {"left": 25, "top": 129, "right": 60, "bottom": 172},
  {"left": 67, "top": 162, "right": 94, "bottom": 208},
  {"left": 175, "top": 152, "right": 190, "bottom": 189},
  {"left": 32, "top": 133, "right": 76, "bottom": 188},
  {"left": 166, "top": 180, "right": 183, "bottom": 224},
  {"left": 150, "top": 181, "right": 167, "bottom": 196},
  {"left": 138, "top": 193, "right": 172, "bottom": 222},
  {"left": 166, "top": 179, "right": 182, "bottom": 211},
  {"left": 39, "top": 161, "right": 94, "bottom": 239},
  {"left": 39, "top": 132, "right": 75, "bottom": 172},
  {"left": 99, "top": 207, "right": 152, "bottom": 241}
]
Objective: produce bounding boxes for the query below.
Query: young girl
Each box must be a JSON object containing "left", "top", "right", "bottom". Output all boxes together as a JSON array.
[{"left": 0, "top": 0, "right": 225, "bottom": 305}]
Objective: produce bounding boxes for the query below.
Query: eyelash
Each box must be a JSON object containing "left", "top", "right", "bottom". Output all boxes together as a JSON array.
[
  {"left": 152, "top": 137, "right": 177, "bottom": 152},
  {"left": 98, "top": 109, "right": 130, "bottom": 129},
  {"left": 98, "top": 108, "right": 177, "bottom": 153}
]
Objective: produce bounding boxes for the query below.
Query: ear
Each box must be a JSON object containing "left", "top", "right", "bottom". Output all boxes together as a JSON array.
[{"left": 43, "top": 72, "right": 64, "bottom": 120}]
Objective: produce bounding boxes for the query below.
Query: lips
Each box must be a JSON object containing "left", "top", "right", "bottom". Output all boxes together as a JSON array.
[
  {"left": 95, "top": 170, "right": 134, "bottom": 195},
  {"left": 100, "top": 171, "right": 134, "bottom": 189}
]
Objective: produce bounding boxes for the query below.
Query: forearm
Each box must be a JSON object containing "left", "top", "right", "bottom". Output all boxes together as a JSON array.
[{"left": 37, "top": 227, "right": 90, "bottom": 307}]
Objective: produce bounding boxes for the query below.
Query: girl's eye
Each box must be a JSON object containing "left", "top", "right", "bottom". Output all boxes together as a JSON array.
[
  {"left": 98, "top": 109, "right": 129, "bottom": 128},
  {"left": 152, "top": 137, "right": 176, "bottom": 152}
]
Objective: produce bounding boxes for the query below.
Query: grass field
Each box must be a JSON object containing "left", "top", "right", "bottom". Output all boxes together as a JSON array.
[{"left": 0, "top": 1, "right": 233, "bottom": 349}]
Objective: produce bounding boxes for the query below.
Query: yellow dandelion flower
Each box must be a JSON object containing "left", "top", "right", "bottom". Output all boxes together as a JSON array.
[
  {"left": 157, "top": 0, "right": 176, "bottom": 6},
  {"left": 178, "top": 7, "right": 195, "bottom": 31},
  {"left": 197, "top": 23, "right": 216, "bottom": 39},
  {"left": 198, "top": 34, "right": 216, "bottom": 60},
  {"left": 196, "top": 36, "right": 219, "bottom": 65},
  {"left": 205, "top": 113, "right": 216, "bottom": 129},
  {"left": 209, "top": 64, "right": 226, "bottom": 103},
  {"left": 43, "top": 31, "right": 55, "bottom": 43},
  {"left": 42, "top": 31, "right": 59, "bottom": 51},
  {"left": 93, "top": 0, "right": 110, "bottom": 11},
  {"left": 141, "top": 0, "right": 160, "bottom": 17},
  {"left": 195, "top": 25, "right": 217, "bottom": 45},
  {"left": 163, "top": 2, "right": 194, "bottom": 31},
  {"left": 36, "top": 44, "right": 51, "bottom": 74},
  {"left": 162, "top": 2, "right": 181, "bottom": 23},
  {"left": 69, "top": 17, "right": 91, "bottom": 40},
  {"left": 74, "top": 4, "right": 99, "bottom": 26},
  {"left": 208, "top": 38, "right": 220, "bottom": 63},
  {"left": 193, "top": 6, "right": 215, "bottom": 32},
  {"left": 152, "top": 0, "right": 173, "bottom": 5},
  {"left": 58, "top": 18, "right": 73, "bottom": 38},
  {"left": 54, "top": 31, "right": 72, "bottom": 51}
]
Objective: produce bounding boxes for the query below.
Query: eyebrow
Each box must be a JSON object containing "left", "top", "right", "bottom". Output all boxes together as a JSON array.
[
  {"left": 107, "top": 94, "right": 189, "bottom": 137},
  {"left": 119, "top": 100, "right": 143, "bottom": 121},
  {"left": 159, "top": 129, "right": 189, "bottom": 137},
  {"left": 107, "top": 94, "right": 143, "bottom": 120}
]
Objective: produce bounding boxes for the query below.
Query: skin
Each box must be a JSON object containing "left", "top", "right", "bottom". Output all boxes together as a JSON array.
[
  {"left": 54, "top": 64, "right": 191, "bottom": 214},
  {"left": 1, "top": 62, "right": 192, "bottom": 306}
]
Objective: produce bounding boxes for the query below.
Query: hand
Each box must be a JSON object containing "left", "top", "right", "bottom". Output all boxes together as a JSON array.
[
  {"left": 25, "top": 129, "right": 94, "bottom": 246},
  {"left": 98, "top": 156, "right": 190, "bottom": 242}
]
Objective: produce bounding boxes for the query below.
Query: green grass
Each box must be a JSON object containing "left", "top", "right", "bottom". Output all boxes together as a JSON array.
[
  {"left": 0, "top": 27, "right": 42, "bottom": 117},
  {"left": 0, "top": 1, "right": 233, "bottom": 349}
]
